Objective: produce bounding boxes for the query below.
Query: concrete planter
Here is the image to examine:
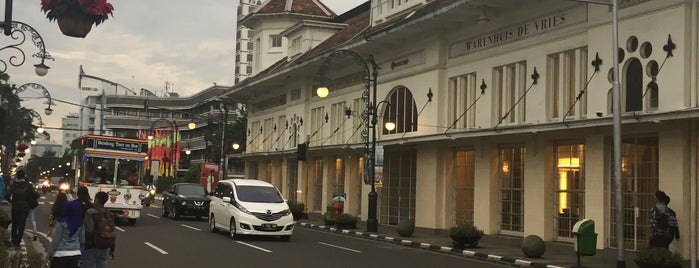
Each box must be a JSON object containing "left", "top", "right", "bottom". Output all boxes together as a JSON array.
[{"left": 397, "top": 219, "right": 415, "bottom": 237}]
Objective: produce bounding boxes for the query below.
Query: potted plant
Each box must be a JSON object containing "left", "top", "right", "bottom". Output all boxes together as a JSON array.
[
  {"left": 334, "top": 213, "right": 358, "bottom": 229},
  {"left": 634, "top": 247, "right": 683, "bottom": 268},
  {"left": 40, "top": 0, "right": 115, "bottom": 38},
  {"left": 449, "top": 223, "right": 484, "bottom": 249},
  {"left": 287, "top": 200, "right": 306, "bottom": 221}
]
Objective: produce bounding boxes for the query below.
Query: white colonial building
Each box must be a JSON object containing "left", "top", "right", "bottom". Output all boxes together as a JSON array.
[{"left": 221, "top": 0, "right": 699, "bottom": 260}]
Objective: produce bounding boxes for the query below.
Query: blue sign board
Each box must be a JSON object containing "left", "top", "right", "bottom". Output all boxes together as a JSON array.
[{"left": 86, "top": 138, "right": 143, "bottom": 153}]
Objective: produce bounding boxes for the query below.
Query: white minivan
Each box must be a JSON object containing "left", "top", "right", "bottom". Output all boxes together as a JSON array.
[{"left": 209, "top": 179, "right": 294, "bottom": 241}]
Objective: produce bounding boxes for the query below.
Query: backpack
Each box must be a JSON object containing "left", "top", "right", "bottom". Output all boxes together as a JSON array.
[
  {"left": 92, "top": 209, "right": 116, "bottom": 249},
  {"left": 10, "top": 182, "right": 29, "bottom": 208}
]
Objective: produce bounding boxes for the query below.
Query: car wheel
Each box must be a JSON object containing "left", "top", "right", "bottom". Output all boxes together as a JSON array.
[
  {"left": 162, "top": 204, "right": 169, "bottom": 217},
  {"left": 209, "top": 215, "right": 218, "bottom": 233},
  {"left": 229, "top": 218, "right": 239, "bottom": 240},
  {"left": 280, "top": 235, "right": 291, "bottom": 242},
  {"left": 172, "top": 207, "right": 180, "bottom": 220}
]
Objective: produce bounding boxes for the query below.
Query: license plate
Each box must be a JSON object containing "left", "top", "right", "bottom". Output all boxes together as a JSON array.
[{"left": 261, "top": 223, "right": 277, "bottom": 230}]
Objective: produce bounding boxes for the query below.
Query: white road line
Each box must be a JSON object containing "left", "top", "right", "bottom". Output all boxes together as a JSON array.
[
  {"left": 235, "top": 241, "right": 272, "bottom": 253},
  {"left": 40, "top": 196, "right": 47, "bottom": 199},
  {"left": 147, "top": 214, "right": 160, "bottom": 219},
  {"left": 115, "top": 226, "right": 126, "bottom": 232},
  {"left": 38, "top": 202, "right": 45, "bottom": 205},
  {"left": 180, "top": 224, "right": 201, "bottom": 231},
  {"left": 317, "top": 242, "right": 362, "bottom": 253},
  {"left": 150, "top": 205, "right": 160, "bottom": 208},
  {"left": 144, "top": 242, "right": 168, "bottom": 254}
]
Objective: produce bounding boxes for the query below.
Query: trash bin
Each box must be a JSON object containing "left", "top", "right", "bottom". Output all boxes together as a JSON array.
[{"left": 572, "top": 219, "right": 597, "bottom": 256}]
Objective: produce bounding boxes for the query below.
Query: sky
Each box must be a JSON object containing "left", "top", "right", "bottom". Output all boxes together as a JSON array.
[{"left": 6, "top": 0, "right": 365, "bottom": 144}]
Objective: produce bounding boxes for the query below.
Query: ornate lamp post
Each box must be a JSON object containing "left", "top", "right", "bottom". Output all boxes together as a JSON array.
[
  {"left": 316, "top": 49, "right": 383, "bottom": 232},
  {"left": 0, "top": 0, "right": 54, "bottom": 75}
]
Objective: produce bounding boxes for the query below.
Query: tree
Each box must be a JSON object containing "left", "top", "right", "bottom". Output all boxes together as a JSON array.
[
  {"left": 0, "top": 73, "right": 44, "bottom": 173},
  {"left": 180, "top": 163, "right": 201, "bottom": 184}
]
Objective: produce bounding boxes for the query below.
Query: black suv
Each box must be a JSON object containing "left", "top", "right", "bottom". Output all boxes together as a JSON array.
[{"left": 162, "top": 183, "right": 210, "bottom": 220}]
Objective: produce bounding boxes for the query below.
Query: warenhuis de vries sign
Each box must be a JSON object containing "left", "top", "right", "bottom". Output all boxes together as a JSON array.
[{"left": 449, "top": 4, "right": 587, "bottom": 58}]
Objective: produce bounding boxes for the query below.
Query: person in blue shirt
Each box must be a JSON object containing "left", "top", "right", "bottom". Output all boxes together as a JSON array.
[{"left": 0, "top": 174, "right": 5, "bottom": 205}]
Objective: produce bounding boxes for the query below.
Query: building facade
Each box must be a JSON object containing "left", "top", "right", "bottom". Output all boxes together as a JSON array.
[
  {"left": 221, "top": 0, "right": 699, "bottom": 259},
  {"left": 62, "top": 113, "right": 80, "bottom": 152},
  {"left": 235, "top": 0, "right": 261, "bottom": 84}
]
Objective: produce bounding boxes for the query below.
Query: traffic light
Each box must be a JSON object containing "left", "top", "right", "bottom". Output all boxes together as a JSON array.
[{"left": 297, "top": 143, "right": 307, "bottom": 161}]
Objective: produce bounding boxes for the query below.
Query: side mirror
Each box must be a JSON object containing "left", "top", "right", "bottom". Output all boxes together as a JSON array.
[{"left": 222, "top": 197, "right": 232, "bottom": 203}]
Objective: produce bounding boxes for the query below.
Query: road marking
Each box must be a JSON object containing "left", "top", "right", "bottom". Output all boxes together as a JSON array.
[
  {"left": 40, "top": 196, "right": 47, "bottom": 200},
  {"left": 150, "top": 205, "right": 160, "bottom": 208},
  {"left": 318, "top": 242, "right": 362, "bottom": 253},
  {"left": 147, "top": 214, "right": 160, "bottom": 219},
  {"left": 180, "top": 224, "right": 201, "bottom": 231},
  {"left": 115, "top": 227, "right": 126, "bottom": 232},
  {"left": 144, "top": 242, "right": 168, "bottom": 254},
  {"left": 38, "top": 202, "right": 45, "bottom": 205},
  {"left": 235, "top": 241, "right": 272, "bottom": 253}
]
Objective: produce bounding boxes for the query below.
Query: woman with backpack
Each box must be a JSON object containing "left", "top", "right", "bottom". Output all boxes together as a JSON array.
[
  {"left": 650, "top": 190, "right": 673, "bottom": 249},
  {"left": 48, "top": 200, "right": 85, "bottom": 268}
]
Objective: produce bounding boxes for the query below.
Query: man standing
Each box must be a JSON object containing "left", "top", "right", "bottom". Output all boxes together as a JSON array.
[
  {"left": 82, "top": 191, "right": 116, "bottom": 268},
  {"left": 8, "top": 170, "right": 36, "bottom": 249}
]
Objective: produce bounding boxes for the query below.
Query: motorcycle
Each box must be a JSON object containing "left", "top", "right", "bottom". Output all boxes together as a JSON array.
[{"left": 141, "top": 184, "right": 156, "bottom": 207}]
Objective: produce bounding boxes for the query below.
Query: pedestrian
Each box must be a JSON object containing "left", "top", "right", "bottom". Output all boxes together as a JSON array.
[
  {"left": 77, "top": 186, "right": 93, "bottom": 217},
  {"left": 82, "top": 191, "right": 116, "bottom": 268},
  {"left": 650, "top": 190, "right": 673, "bottom": 249},
  {"left": 48, "top": 192, "right": 68, "bottom": 237},
  {"left": 7, "top": 170, "right": 37, "bottom": 249},
  {"left": 48, "top": 200, "right": 85, "bottom": 268},
  {"left": 663, "top": 195, "right": 680, "bottom": 242},
  {"left": 27, "top": 181, "right": 41, "bottom": 241}
]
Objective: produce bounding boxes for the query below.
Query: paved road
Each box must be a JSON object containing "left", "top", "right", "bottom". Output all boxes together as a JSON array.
[{"left": 33, "top": 192, "right": 505, "bottom": 267}]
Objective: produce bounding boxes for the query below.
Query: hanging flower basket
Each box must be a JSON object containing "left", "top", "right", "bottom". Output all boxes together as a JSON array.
[
  {"left": 57, "top": 16, "right": 93, "bottom": 38},
  {"left": 41, "top": 0, "right": 114, "bottom": 38}
]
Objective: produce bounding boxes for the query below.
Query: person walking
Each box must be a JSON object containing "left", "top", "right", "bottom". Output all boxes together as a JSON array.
[
  {"left": 27, "top": 181, "right": 41, "bottom": 241},
  {"left": 650, "top": 190, "right": 673, "bottom": 249},
  {"left": 7, "top": 170, "right": 36, "bottom": 249},
  {"left": 77, "top": 186, "right": 93, "bottom": 217},
  {"left": 82, "top": 191, "right": 116, "bottom": 268},
  {"left": 48, "top": 192, "right": 69, "bottom": 238},
  {"left": 48, "top": 200, "right": 85, "bottom": 268}
]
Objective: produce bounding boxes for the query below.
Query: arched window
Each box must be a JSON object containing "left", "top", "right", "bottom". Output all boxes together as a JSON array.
[
  {"left": 382, "top": 86, "right": 418, "bottom": 135},
  {"left": 625, "top": 58, "right": 643, "bottom": 112}
]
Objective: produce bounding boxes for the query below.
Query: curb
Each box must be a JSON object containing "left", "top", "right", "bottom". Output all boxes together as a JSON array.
[{"left": 297, "top": 222, "right": 565, "bottom": 268}]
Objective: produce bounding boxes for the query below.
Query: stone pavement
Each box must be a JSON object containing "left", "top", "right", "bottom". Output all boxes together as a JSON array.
[{"left": 296, "top": 213, "right": 642, "bottom": 268}]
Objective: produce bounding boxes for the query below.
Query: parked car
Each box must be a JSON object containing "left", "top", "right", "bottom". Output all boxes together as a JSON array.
[
  {"left": 208, "top": 179, "right": 293, "bottom": 241},
  {"left": 162, "top": 183, "right": 210, "bottom": 220}
]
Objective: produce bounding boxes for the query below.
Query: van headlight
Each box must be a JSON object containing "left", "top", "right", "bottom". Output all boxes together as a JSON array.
[
  {"left": 281, "top": 209, "right": 291, "bottom": 216},
  {"left": 181, "top": 201, "right": 187, "bottom": 206},
  {"left": 233, "top": 202, "right": 251, "bottom": 214}
]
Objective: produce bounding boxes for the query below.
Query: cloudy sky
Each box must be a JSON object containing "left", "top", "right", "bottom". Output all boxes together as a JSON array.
[{"left": 6, "top": 0, "right": 365, "bottom": 143}]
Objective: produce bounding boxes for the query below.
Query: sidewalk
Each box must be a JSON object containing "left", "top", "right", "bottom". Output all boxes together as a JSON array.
[
  {"left": 1, "top": 203, "right": 48, "bottom": 265},
  {"left": 296, "top": 213, "right": 640, "bottom": 268}
]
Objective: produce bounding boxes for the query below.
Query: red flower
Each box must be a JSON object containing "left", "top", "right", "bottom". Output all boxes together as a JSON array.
[{"left": 40, "top": 0, "right": 114, "bottom": 26}]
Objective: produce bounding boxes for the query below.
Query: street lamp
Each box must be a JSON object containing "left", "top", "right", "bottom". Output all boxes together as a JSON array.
[
  {"left": 0, "top": 0, "right": 55, "bottom": 75},
  {"left": 316, "top": 49, "right": 382, "bottom": 232},
  {"left": 570, "top": 0, "right": 623, "bottom": 266},
  {"left": 232, "top": 143, "right": 240, "bottom": 150}
]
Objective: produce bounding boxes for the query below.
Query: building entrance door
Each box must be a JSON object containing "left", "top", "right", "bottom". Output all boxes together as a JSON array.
[{"left": 610, "top": 137, "right": 658, "bottom": 250}]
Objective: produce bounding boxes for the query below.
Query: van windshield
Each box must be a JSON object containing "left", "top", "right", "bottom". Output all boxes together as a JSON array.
[{"left": 236, "top": 186, "right": 284, "bottom": 203}]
